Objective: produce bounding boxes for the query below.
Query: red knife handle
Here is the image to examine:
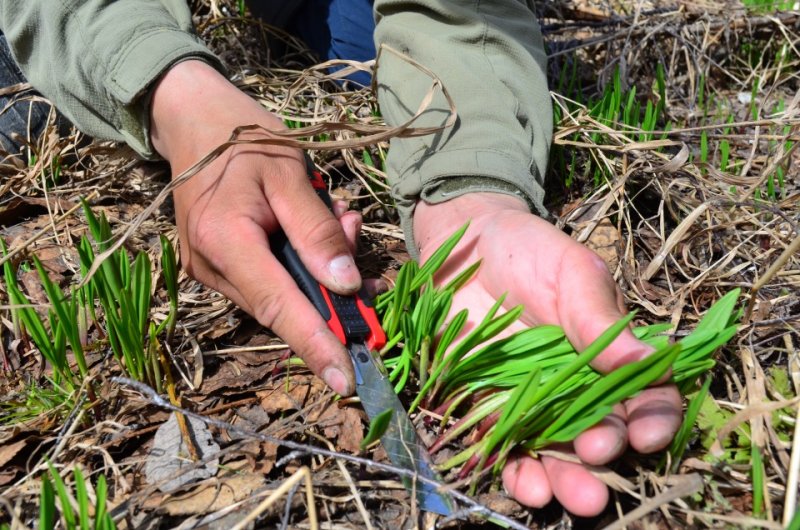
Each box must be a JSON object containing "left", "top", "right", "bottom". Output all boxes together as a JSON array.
[{"left": 269, "top": 158, "right": 386, "bottom": 352}]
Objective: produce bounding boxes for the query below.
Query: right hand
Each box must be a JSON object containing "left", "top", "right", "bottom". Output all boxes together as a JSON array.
[{"left": 149, "top": 60, "right": 361, "bottom": 396}]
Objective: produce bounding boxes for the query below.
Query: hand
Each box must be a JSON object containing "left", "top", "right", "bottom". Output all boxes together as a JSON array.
[
  {"left": 150, "top": 60, "right": 362, "bottom": 395},
  {"left": 413, "top": 192, "right": 683, "bottom": 517}
]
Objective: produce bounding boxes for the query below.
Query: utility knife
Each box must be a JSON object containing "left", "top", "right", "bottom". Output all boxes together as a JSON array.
[{"left": 269, "top": 158, "right": 453, "bottom": 516}]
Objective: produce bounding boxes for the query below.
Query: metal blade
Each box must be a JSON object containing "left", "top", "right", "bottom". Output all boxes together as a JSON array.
[{"left": 348, "top": 342, "right": 453, "bottom": 516}]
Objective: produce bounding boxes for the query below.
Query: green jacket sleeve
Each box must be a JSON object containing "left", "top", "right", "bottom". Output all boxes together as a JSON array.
[
  {"left": 0, "top": 0, "right": 224, "bottom": 159},
  {"left": 373, "top": 0, "right": 552, "bottom": 256}
]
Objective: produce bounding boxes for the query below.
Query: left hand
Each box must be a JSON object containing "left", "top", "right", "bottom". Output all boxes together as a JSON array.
[{"left": 413, "top": 192, "right": 683, "bottom": 517}]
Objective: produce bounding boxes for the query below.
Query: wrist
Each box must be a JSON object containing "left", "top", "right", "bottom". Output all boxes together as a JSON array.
[
  {"left": 413, "top": 192, "right": 529, "bottom": 257},
  {"left": 149, "top": 60, "right": 287, "bottom": 167}
]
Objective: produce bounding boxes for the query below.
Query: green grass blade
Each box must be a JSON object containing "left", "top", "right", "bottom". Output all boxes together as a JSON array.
[
  {"left": 40, "top": 476, "right": 56, "bottom": 530},
  {"left": 94, "top": 475, "right": 108, "bottom": 530},
  {"left": 410, "top": 222, "right": 469, "bottom": 292},
  {"left": 533, "top": 312, "right": 636, "bottom": 404},
  {"left": 752, "top": 443, "right": 765, "bottom": 518},
  {"left": 132, "top": 252, "right": 151, "bottom": 337},
  {"left": 34, "top": 256, "right": 87, "bottom": 376},
  {"left": 47, "top": 461, "right": 76, "bottom": 530},
  {"left": 667, "top": 376, "right": 711, "bottom": 472},
  {"left": 430, "top": 309, "right": 468, "bottom": 375},
  {"left": 74, "top": 468, "right": 90, "bottom": 530},
  {"left": 442, "top": 260, "right": 481, "bottom": 293},
  {"left": 693, "top": 289, "right": 741, "bottom": 334},
  {"left": 360, "top": 408, "right": 393, "bottom": 451},
  {"left": 485, "top": 368, "right": 541, "bottom": 465}
]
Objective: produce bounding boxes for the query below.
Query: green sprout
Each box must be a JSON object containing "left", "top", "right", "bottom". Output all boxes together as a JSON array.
[
  {"left": 43, "top": 462, "right": 116, "bottom": 530},
  {"left": 0, "top": 200, "right": 181, "bottom": 424}
]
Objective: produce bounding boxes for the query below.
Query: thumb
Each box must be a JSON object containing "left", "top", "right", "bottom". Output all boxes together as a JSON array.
[
  {"left": 556, "top": 246, "right": 654, "bottom": 374},
  {"left": 266, "top": 156, "right": 361, "bottom": 295}
]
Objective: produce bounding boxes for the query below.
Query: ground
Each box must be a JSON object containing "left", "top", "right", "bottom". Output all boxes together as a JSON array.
[{"left": 0, "top": 0, "right": 799, "bottom": 528}]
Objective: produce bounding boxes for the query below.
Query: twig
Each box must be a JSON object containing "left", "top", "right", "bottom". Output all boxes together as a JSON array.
[
  {"left": 306, "top": 430, "right": 374, "bottom": 530},
  {"left": 783, "top": 334, "right": 800, "bottom": 527},
  {"left": 229, "top": 466, "right": 318, "bottom": 530},
  {"left": 601, "top": 474, "right": 704, "bottom": 530},
  {"left": 158, "top": 342, "right": 200, "bottom": 462},
  {"left": 112, "top": 377, "right": 529, "bottom": 530},
  {"left": 279, "top": 479, "right": 304, "bottom": 530},
  {"left": 203, "top": 343, "right": 288, "bottom": 356},
  {"left": 0, "top": 190, "right": 99, "bottom": 269},
  {"left": 744, "top": 230, "right": 800, "bottom": 322}
]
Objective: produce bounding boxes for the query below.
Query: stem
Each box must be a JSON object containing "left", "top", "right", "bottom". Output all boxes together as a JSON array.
[
  {"left": 158, "top": 341, "right": 198, "bottom": 461},
  {"left": 418, "top": 337, "right": 430, "bottom": 388},
  {"left": 439, "top": 438, "right": 484, "bottom": 472},
  {"left": 431, "top": 394, "right": 505, "bottom": 453}
]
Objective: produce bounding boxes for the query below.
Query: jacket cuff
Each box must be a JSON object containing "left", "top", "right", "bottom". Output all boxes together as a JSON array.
[
  {"left": 105, "top": 28, "right": 226, "bottom": 159},
  {"left": 391, "top": 149, "right": 548, "bottom": 261}
]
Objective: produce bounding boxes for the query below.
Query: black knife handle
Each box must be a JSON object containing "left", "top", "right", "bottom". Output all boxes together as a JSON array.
[{"left": 269, "top": 157, "right": 386, "bottom": 352}]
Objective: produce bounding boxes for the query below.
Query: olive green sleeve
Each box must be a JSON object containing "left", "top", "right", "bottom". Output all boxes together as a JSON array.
[
  {"left": 0, "top": 0, "right": 224, "bottom": 159},
  {"left": 373, "top": 0, "right": 552, "bottom": 257}
]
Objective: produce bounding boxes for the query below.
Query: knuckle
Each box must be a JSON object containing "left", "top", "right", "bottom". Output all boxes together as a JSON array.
[
  {"left": 567, "top": 244, "right": 613, "bottom": 277},
  {"left": 293, "top": 328, "right": 329, "bottom": 367},
  {"left": 300, "top": 214, "right": 346, "bottom": 254},
  {"left": 189, "top": 218, "right": 234, "bottom": 275},
  {"left": 250, "top": 289, "right": 284, "bottom": 331}
]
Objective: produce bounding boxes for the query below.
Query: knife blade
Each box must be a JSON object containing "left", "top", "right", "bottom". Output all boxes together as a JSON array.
[{"left": 268, "top": 157, "right": 453, "bottom": 515}]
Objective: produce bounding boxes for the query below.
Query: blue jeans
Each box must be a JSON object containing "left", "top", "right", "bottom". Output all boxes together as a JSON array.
[
  {"left": 286, "top": 0, "right": 376, "bottom": 87},
  {"left": 0, "top": 1, "right": 376, "bottom": 154},
  {"left": 0, "top": 34, "right": 62, "bottom": 154}
]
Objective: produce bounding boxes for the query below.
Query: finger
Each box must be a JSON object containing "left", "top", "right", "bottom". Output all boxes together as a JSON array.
[
  {"left": 266, "top": 155, "right": 361, "bottom": 294},
  {"left": 339, "top": 210, "right": 362, "bottom": 256},
  {"left": 541, "top": 454, "right": 609, "bottom": 517},
  {"left": 363, "top": 278, "right": 389, "bottom": 298},
  {"left": 573, "top": 404, "right": 628, "bottom": 465},
  {"left": 206, "top": 221, "right": 355, "bottom": 395},
  {"left": 501, "top": 454, "right": 553, "bottom": 508},
  {"left": 625, "top": 384, "right": 683, "bottom": 453},
  {"left": 556, "top": 245, "right": 654, "bottom": 373},
  {"left": 332, "top": 198, "right": 350, "bottom": 219}
]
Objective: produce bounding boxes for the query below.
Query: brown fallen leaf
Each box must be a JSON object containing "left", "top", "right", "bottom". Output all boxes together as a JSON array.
[
  {"left": 257, "top": 376, "right": 327, "bottom": 415},
  {"left": 319, "top": 404, "right": 364, "bottom": 454},
  {"left": 230, "top": 406, "right": 271, "bottom": 437},
  {"left": 579, "top": 217, "right": 621, "bottom": 272},
  {"left": 30, "top": 244, "right": 77, "bottom": 275},
  {"left": 0, "top": 468, "right": 18, "bottom": 487},
  {"left": 0, "top": 197, "right": 76, "bottom": 227},
  {"left": 19, "top": 270, "right": 51, "bottom": 308},
  {"left": 144, "top": 412, "right": 221, "bottom": 493},
  {"left": 146, "top": 470, "right": 267, "bottom": 515},
  {"left": 201, "top": 359, "right": 273, "bottom": 394},
  {"left": 0, "top": 438, "right": 27, "bottom": 468},
  {"left": 476, "top": 491, "right": 525, "bottom": 518},
  {"left": 256, "top": 439, "right": 280, "bottom": 475}
]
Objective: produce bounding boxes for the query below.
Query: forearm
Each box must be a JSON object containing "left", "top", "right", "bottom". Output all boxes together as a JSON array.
[
  {"left": 0, "top": 0, "right": 224, "bottom": 158},
  {"left": 373, "top": 0, "right": 552, "bottom": 256}
]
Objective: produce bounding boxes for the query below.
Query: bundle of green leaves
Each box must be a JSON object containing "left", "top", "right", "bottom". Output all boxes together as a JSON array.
[{"left": 375, "top": 225, "right": 741, "bottom": 487}]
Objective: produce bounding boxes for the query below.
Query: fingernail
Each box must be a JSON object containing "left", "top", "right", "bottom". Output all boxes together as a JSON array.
[
  {"left": 329, "top": 255, "right": 359, "bottom": 290},
  {"left": 323, "top": 366, "right": 351, "bottom": 396}
]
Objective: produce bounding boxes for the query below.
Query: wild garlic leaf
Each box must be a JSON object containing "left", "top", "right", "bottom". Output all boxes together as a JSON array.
[
  {"left": 537, "top": 344, "right": 680, "bottom": 445},
  {"left": 410, "top": 222, "right": 470, "bottom": 292},
  {"left": 360, "top": 408, "right": 394, "bottom": 451}
]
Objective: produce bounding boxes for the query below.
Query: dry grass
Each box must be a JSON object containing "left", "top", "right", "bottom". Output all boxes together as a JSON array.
[{"left": 0, "top": 0, "right": 798, "bottom": 528}]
